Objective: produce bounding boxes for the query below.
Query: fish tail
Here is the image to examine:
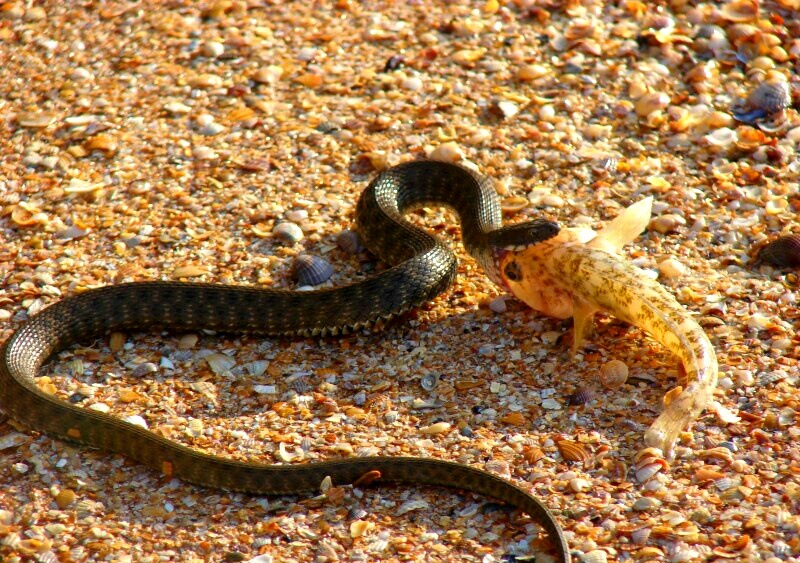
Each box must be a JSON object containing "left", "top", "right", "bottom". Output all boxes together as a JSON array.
[{"left": 555, "top": 246, "right": 718, "bottom": 457}]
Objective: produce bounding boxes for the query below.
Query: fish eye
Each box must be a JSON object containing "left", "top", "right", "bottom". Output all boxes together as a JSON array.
[{"left": 504, "top": 261, "right": 522, "bottom": 282}]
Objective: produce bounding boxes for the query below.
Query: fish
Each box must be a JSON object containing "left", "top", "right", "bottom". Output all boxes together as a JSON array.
[{"left": 497, "top": 197, "right": 718, "bottom": 459}]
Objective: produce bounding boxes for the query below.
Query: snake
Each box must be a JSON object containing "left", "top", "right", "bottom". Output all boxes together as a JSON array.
[{"left": 0, "top": 161, "right": 571, "bottom": 561}]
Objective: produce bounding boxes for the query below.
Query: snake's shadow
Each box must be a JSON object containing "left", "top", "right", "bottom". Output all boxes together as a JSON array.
[{"left": 61, "top": 293, "right": 680, "bottom": 466}]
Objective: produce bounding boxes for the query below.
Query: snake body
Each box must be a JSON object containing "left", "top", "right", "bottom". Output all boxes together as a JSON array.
[{"left": 0, "top": 161, "right": 569, "bottom": 561}]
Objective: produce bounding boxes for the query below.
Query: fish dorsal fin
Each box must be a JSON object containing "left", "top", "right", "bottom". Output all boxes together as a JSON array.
[{"left": 588, "top": 196, "right": 653, "bottom": 253}]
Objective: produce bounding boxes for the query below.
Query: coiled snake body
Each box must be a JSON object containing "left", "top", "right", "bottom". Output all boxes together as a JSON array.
[{"left": 0, "top": 161, "right": 569, "bottom": 561}]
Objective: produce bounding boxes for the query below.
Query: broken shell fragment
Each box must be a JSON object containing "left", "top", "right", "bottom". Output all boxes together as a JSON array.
[{"left": 292, "top": 254, "right": 334, "bottom": 286}]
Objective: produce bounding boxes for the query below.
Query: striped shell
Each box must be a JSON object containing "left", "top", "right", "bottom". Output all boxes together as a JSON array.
[
  {"left": 758, "top": 235, "right": 800, "bottom": 268},
  {"left": 336, "top": 229, "right": 364, "bottom": 254},
  {"left": 581, "top": 549, "right": 609, "bottom": 563},
  {"left": 292, "top": 254, "right": 334, "bottom": 286},
  {"left": 747, "top": 76, "right": 791, "bottom": 115},
  {"left": 556, "top": 438, "right": 590, "bottom": 462},
  {"left": 567, "top": 388, "right": 595, "bottom": 406},
  {"left": 599, "top": 359, "right": 629, "bottom": 390}
]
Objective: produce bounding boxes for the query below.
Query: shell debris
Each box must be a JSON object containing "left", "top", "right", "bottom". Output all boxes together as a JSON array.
[{"left": 4, "top": 1, "right": 800, "bottom": 561}]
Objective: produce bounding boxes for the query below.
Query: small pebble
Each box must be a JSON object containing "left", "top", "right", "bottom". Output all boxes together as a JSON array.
[
  {"left": 201, "top": 40, "right": 225, "bottom": 58},
  {"left": 649, "top": 214, "right": 686, "bottom": 234},
  {"left": 658, "top": 257, "right": 687, "bottom": 279},
  {"left": 400, "top": 76, "right": 423, "bottom": 91},
  {"left": 488, "top": 295, "right": 507, "bottom": 313}
]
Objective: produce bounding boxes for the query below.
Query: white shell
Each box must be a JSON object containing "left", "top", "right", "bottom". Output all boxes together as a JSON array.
[
  {"left": 204, "top": 353, "right": 235, "bottom": 375},
  {"left": 705, "top": 127, "right": 737, "bottom": 147},
  {"left": 244, "top": 360, "right": 269, "bottom": 377},
  {"left": 581, "top": 550, "right": 608, "bottom": 563},
  {"left": 272, "top": 222, "right": 304, "bottom": 243},
  {"left": 123, "top": 415, "right": 149, "bottom": 430},
  {"left": 420, "top": 373, "right": 440, "bottom": 391},
  {"left": 395, "top": 499, "right": 430, "bottom": 516}
]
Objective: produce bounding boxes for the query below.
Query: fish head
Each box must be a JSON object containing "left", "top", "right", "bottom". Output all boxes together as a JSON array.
[{"left": 496, "top": 228, "right": 594, "bottom": 320}]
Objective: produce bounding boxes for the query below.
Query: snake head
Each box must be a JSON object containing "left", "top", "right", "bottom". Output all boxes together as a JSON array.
[{"left": 484, "top": 219, "right": 560, "bottom": 290}]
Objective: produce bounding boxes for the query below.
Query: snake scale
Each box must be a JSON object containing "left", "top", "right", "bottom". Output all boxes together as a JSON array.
[{"left": 0, "top": 161, "right": 571, "bottom": 561}]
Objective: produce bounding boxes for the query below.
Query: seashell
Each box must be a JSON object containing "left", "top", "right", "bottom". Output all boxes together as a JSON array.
[
  {"left": 501, "top": 195, "right": 529, "bottom": 213},
  {"left": 395, "top": 499, "right": 430, "bottom": 516},
  {"left": 501, "top": 412, "right": 526, "bottom": 425},
  {"left": 488, "top": 295, "right": 508, "bottom": 313},
  {"left": 631, "top": 526, "right": 651, "bottom": 546},
  {"left": 272, "top": 221, "right": 304, "bottom": 243},
  {"left": 556, "top": 438, "right": 590, "bottom": 462},
  {"left": 599, "top": 360, "right": 629, "bottom": 390},
  {"left": 581, "top": 549, "right": 608, "bottom": 563},
  {"left": 697, "top": 446, "right": 734, "bottom": 464},
  {"left": 720, "top": 0, "right": 759, "bottom": 22},
  {"left": 419, "top": 421, "right": 451, "bottom": 435},
  {"left": 758, "top": 370, "right": 788, "bottom": 386},
  {"left": 16, "top": 111, "right": 58, "bottom": 128},
  {"left": 746, "top": 75, "right": 790, "bottom": 114},
  {"left": 634, "top": 92, "right": 670, "bottom": 118},
  {"left": 694, "top": 466, "right": 726, "bottom": 483},
  {"left": 735, "top": 125, "right": 767, "bottom": 151},
  {"left": 122, "top": 415, "right": 148, "bottom": 429},
  {"left": 635, "top": 462, "right": 666, "bottom": 483},
  {"left": 244, "top": 360, "right": 269, "bottom": 377},
  {"left": 347, "top": 507, "right": 367, "bottom": 520},
  {"left": 37, "top": 551, "right": 59, "bottom": 563},
  {"left": 420, "top": 373, "right": 440, "bottom": 391},
  {"left": 131, "top": 362, "right": 158, "bottom": 378},
  {"left": 429, "top": 141, "right": 464, "bottom": 163},
  {"left": 171, "top": 265, "right": 210, "bottom": 278},
  {"left": 567, "top": 388, "right": 595, "bottom": 406},
  {"left": 54, "top": 489, "right": 76, "bottom": 509},
  {"left": 75, "top": 499, "right": 103, "bottom": 517},
  {"left": 2, "top": 533, "right": 21, "bottom": 549},
  {"left": 290, "top": 379, "right": 311, "bottom": 393},
  {"left": 704, "top": 127, "right": 737, "bottom": 147},
  {"left": 292, "top": 254, "right": 334, "bottom": 286},
  {"left": 484, "top": 459, "right": 512, "bottom": 479},
  {"left": 632, "top": 496, "right": 661, "bottom": 511},
  {"left": 185, "top": 418, "right": 203, "bottom": 438},
  {"left": 367, "top": 538, "right": 389, "bottom": 553},
  {"left": 569, "top": 477, "right": 591, "bottom": 493},
  {"left": 10, "top": 202, "right": 47, "bottom": 227},
  {"left": 757, "top": 235, "right": 800, "bottom": 268},
  {"left": 336, "top": 229, "right": 364, "bottom": 254},
  {"left": 204, "top": 353, "right": 235, "bottom": 375},
  {"left": 714, "top": 477, "right": 736, "bottom": 491}
]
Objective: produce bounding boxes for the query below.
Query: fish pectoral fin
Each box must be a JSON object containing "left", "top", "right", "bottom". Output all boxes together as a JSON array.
[
  {"left": 589, "top": 196, "right": 653, "bottom": 253},
  {"left": 571, "top": 301, "right": 598, "bottom": 357}
]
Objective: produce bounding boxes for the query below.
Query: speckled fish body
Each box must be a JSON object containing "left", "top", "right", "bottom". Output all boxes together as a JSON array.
[{"left": 498, "top": 198, "right": 718, "bottom": 458}]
